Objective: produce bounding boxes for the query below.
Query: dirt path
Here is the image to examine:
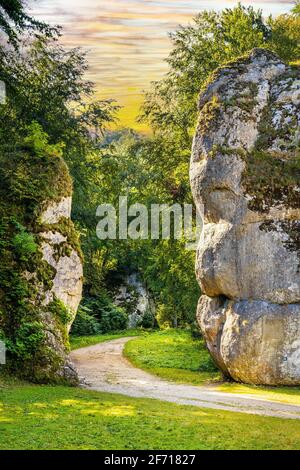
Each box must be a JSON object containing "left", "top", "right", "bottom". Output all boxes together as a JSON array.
[{"left": 70, "top": 337, "right": 300, "bottom": 420}]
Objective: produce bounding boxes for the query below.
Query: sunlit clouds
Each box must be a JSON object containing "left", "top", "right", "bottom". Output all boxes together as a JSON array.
[{"left": 28, "top": 1, "right": 293, "bottom": 129}]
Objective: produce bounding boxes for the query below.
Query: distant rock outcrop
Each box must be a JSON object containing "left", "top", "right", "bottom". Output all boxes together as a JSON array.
[
  {"left": 190, "top": 49, "right": 300, "bottom": 385},
  {"left": 114, "top": 273, "right": 155, "bottom": 328}
]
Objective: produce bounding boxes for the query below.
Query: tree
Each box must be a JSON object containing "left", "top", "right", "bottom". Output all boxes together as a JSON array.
[
  {"left": 293, "top": 1, "right": 300, "bottom": 16},
  {"left": 269, "top": 5, "right": 300, "bottom": 63},
  {"left": 0, "top": 0, "right": 58, "bottom": 46},
  {"left": 0, "top": 38, "right": 118, "bottom": 147},
  {"left": 0, "top": 36, "right": 120, "bottom": 320},
  {"left": 87, "top": 131, "right": 199, "bottom": 328},
  {"left": 140, "top": 3, "right": 300, "bottom": 142}
]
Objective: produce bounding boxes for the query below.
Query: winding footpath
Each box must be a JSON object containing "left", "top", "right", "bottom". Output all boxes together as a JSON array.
[{"left": 70, "top": 337, "right": 300, "bottom": 420}]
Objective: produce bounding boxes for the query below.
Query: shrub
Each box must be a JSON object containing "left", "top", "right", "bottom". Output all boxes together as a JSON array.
[
  {"left": 12, "top": 224, "right": 37, "bottom": 262},
  {"left": 72, "top": 296, "right": 128, "bottom": 335},
  {"left": 6, "top": 321, "right": 46, "bottom": 362},
  {"left": 97, "top": 303, "right": 128, "bottom": 332},
  {"left": 70, "top": 305, "right": 101, "bottom": 336},
  {"left": 140, "top": 309, "right": 155, "bottom": 329},
  {"left": 155, "top": 304, "right": 174, "bottom": 329}
]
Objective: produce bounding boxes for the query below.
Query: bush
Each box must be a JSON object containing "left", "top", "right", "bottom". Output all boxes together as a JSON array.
[
  {"left": 140, "top": 309, "right": 155, "bottom": 329},
  {"left": 72, "top": 296, "right": 128, "bottom": 335},
  {"left": 155, "top": 304, "right": 174, "bottom": 329},
  {"left": 98, "top": 305, "right": 128, "bottom": 332},
  {"left": 6, "top": 321, "right": 46, "bottom": 361},
  {"left": 70, "top": 305, "right": 101, "bottom": 336},
  {"left": 12, "top": 224, "right": 37, "bottom": 262}
]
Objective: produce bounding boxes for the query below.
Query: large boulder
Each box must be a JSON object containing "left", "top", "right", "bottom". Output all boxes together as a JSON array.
[{"left": 190, "top": 49, "right": 300, "bottom": 385}]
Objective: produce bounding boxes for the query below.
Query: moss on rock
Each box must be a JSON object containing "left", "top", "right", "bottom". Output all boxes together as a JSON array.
[
  {"left": 242, "top": 149, "right": 300, "bottom": 212},
  {"left": 0, "top": 123, "right": 80, "bottom": 383}
]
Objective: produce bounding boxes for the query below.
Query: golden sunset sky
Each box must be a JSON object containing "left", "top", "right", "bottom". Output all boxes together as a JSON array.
[{"left": 29, "top": 1, "right": 293, "bottom": 130}]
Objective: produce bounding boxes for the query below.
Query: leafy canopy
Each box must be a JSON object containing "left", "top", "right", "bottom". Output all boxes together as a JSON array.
[
  {"left": 140, "top": 3, "right": 300, "bottom": 140},
  {"left": 0, "top": 0, "right": 58, "bottom": 47}
]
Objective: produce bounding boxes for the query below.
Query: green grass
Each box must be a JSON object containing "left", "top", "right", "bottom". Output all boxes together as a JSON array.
[
  {"left": 124, "top": 329, "right": 300, "bottom": 405},
  {"left": 124, "top": 329, "right": 222, "bottom": 385},
  {"left": 69, "top": 329, "right": 142, "bottom": 350},
  {"left": 217, "top": 382, "right": 300, "bottom": 406},
  {"left": 1, "top": 380, "right": 300, "bottom": 449},
  {"left": 1, "top": 330, "right": 300, "bottom": 449}
]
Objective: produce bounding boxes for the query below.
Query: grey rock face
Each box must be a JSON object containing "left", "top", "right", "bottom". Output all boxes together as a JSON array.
[
  {"left": 191, "top": 49, "right": 300, "bottom": 385},
  {"left": 38, "top": 197, "right": 83, "bottom": 382},
  {"left": 40, "top": 198, "right": 83, "bottom": 328},
  {"left": 114, "top": 273, "right": 155, "bottom": 328}
]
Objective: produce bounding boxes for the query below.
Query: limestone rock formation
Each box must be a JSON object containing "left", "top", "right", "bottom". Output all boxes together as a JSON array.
[
  {"left": 0, "top": 132, "right": 83, "bottom": 383},
  {"left": 40, "top": 197, "right": 83, "bottom": 320},
  {"left": 38, "top": 196, "right": 83, "bottom": 382},
  {"left": 190, "top": 49, "right": 300, "bottom": 385},
  {"left": 114, "top": 273, "right": 155, "bottom": 327}
]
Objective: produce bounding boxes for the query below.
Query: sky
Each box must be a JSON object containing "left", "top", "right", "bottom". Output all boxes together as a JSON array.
[{"left": 28, "top": 1, "right": 294, "bottom": 130}]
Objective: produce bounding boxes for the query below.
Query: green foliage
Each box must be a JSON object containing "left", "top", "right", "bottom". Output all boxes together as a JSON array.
[
  {"left": 12, "top": 224, "right": 37, "bottom": 262},
  {"left": 70, "top": 305, "right": 102, "bottom": 337},
  {"left": 140, "top": 309, "right": 155, "bottom": 329},
  {"left": 48, "top": 297, "right": 73, "bottom": 327},
  {"left": 293, "top": 1, "right": 300, "bottom": 16},
  {"left": 71, "top": 296, "right": 128, "bottom": 336},
  {"left": 6, "top": 321, "right": 46, "bottom": 362},
  {"left": 140, "top": 3, "right": 300, "bottom": 140},
  {"left": 23, "top": 122, "right": 64, "bottom": 158},
  {"left": 87, "top": 297, "right": 128, "bottom": 333},
  {"left": 124, "top": 330, "right": 221, "bottom": 385},
  {"left": 143, "top": 240, "right": 199, "bottom": 328},
  {"left": 155, "top": 304, "right": 174, "bottom": 329},
  {"left": 0, "top": 0, "right": 58, "bottom": 47},
  {"left": 0, "top": 38, "right": 119, "bottom": 151},
  {"left": 89, "top": 132, "right": 199, "bottom": 328},
  {"left": 268, "top": 8, "right": 300, "bottom": 63}
]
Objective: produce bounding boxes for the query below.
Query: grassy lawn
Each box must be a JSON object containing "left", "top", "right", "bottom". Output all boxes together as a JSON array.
[
  {"left": 69, "top": 329, "right": 142, "bottom": 350},
  {"left": 124, "top": 329, "right": 222, "bottom": 385},
  {"left": 1, "top": 379, "right": 300, "bottom": 449}
]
